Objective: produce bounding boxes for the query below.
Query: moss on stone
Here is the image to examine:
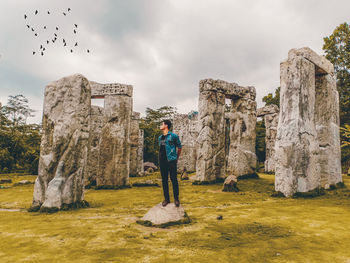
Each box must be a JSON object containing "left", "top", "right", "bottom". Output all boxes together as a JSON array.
[
  {"left": 292, "top": 187, "right": 325, "bottom": 198},
  {"left": 136, "top": 212, "right": 191, "bottom": 228}
]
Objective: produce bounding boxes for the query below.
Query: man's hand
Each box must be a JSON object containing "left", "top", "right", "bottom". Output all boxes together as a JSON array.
[{"left": 177, "top": 148, "right": 182, "bottom": 158}]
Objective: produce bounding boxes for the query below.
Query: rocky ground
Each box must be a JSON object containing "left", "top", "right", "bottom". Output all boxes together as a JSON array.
[{"left": 0, "top": 172, "right": 350, "bottom": 262}]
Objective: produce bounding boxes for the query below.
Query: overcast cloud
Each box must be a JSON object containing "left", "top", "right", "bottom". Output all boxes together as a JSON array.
[{"left": 0, "top": 0, "right": 349, "bottom": 123}]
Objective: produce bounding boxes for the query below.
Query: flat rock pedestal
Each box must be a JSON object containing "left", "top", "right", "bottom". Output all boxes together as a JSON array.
[{"left": 137, "top": 203, "right": 190, "bottom": 228}]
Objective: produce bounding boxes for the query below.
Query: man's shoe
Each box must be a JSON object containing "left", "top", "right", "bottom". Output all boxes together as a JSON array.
[
  {"left": 174, "top": 199, "right": 180, "bottom": 207},
  {"left": 162, "top": 200, "right": 170, "bottom": 207}
]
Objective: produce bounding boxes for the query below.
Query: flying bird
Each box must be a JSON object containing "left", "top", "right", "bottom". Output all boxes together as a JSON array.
[
  {"left": 70, "top": 49, "right": 73, "bottom": 53},
  {"left": 74, "top": 24, "right": 78, "bottom": 28},
  {"left": 26, "top": 25, "right": 30, "bottom": 28},
  {"left": 40, "top": 45, "right": 43, "bottom": 49},
  {"left": 56, "top": 27, "right": 59, "bottom": 30},
  {"left": 68, "top": 8, "right": 71, "bottom": 11},
  {"left": 35, "top": 10, "right": 38, "bottom": 15},
  {"left": 35, "top": 33, "right": 37, "bottom": 36},
  {"left": 47, "top": 11, "right": 50, "bottom": 14},
  {"left": 87, "top": 49, "right": 90, "bottom": 53},
  {"left": 73, "top": 29, "right": 76, "bottom": 34},
  {"left": 46, "top": 40, "right": 49, "bottom": 44},
  {"left": 43, "top": 48, "right": 46, "bottom": 51},
  {"left": 63, "top": 12, "right": 66, "bottom": 16},
  {"left": 75, "top": 42, "right": 78, "bottom": 46},
  {"left": 24, "top": 14, "right": 27, "bottom": 19},
  {"left": 41, "top": 52, "right": 44, "bottom": 56},
  {"left": 31, "top": 28, "right": 34, "bottom": 31},
  {"left": 32, "top": 51, "right": 35, "bottom": 55},
  {"left": 54, "top": 33, "right": 57, "bottom": 37},
  {"left": 64, "top": 42, "right": 67, "bottom": 46},
  {"left": 44, "top": 26, "right": 46, "bottom": 29}
]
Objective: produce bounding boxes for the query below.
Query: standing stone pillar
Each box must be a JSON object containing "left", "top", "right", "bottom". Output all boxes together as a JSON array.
[
  {"left": 257, "top": 105, "right": 279, "bottom": 173},
  {"left": 85, "top": 106, "right": 104, "bottom": 187},
  {"left": 130, "top": 112, "right": 142, "bottom": 176},
  {"left": 31, "top": 74, "right": 90, "bottom": 211},
  {"left": 89, "top": 82, "right": 133, "bottom": 188},
  {"left": 275, "top": 47, "right": 341, "bottom": 197},
  {"left": 315, "top": 73, "right": 342, "bottom": 188},
  {"left": 173, "top": 111, "right": 199, "bottom": 173},
  {"left": 196, "top": 79, "right": 226, "bottom": 182},
  {"left": 138, "top": 129, "right": 144, "bottom": 174},
  {"left": 226, "top": 87, "right": 257, "bottom": 178}
]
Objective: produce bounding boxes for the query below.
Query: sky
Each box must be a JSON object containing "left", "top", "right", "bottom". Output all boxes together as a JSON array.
[{"left": 0, "top": 0, "right": 349, "bottom": 124}]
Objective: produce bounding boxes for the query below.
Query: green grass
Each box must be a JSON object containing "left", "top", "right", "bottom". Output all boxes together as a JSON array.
[{"left": 0, "top": 172, "right": 350, "bottom": 262}]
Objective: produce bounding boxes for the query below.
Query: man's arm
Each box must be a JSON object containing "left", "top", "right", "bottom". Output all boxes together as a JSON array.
[
  {"left": 175, "top": 134, "right": 182, "bottom": 158},
  {"left": 177, "top": 147, "right": 182, "bottom": 158}
]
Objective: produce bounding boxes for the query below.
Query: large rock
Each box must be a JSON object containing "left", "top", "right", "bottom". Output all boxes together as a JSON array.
[
  {"left": 173, "top": 111, "right": 199, "bottom": 173},
  {"left": 275, "top": 48, "right": 341, "bottom": 197},
  {"left": 129, "top": 112, "right": 143, "bottom": 176},
  {"left": 96, "top": 85, "right": 133, "bottom": 188},
  {"left": 225, "top": 85, "right": 257, "bottom": 178},
  {"left": 257, "top": 105, "right": 279, "bottom": 173},
  {"left": 137, "top": 203, "right": 190, "bottom": 227},
  {"left": 85, "top": 105, "right": 104, "bottom": 187},
  {"left": 222, "top": 175, "right": 239, "bottom": 192},
  {"left": 196, "top": 79, "right": 257, "bottom": 182},
  {"left": 31, "top": 74, "right": 91, "bottom": 211}
]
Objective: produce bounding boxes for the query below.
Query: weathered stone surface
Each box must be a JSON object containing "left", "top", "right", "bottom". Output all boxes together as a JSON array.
[
  {"left": 138, "top": 130, "right": 144, "bottom": 174},
  {"left": 90, "top": 81, "right": 133, "bottom": 98},
  {"left": 32, "top": 74, "right": 90, "bottom": 210},
  {"left": 143, "top": 162, "right": 157, "bottom": 171},
  {"left": 315, "top": 73, "right": 342, "bottom": 188},
  {"left": 130, "top": 112, "right": 143, "bottom": 176},
  {"left": 288, "top": 47, "right": 334, "bottom": 75},
  {"left": 97, "top": 92, "right": 132, "bottom": 187},
  {"left": 196, "top": 80, "right": 226, "bottom": 182},
  {"left": 257, "top": 104, "right": 279, "bottom": 117},
  {"left": 275, "top": 48, "right": 341, "bottom": 197},
  {"left": 275, "top": 57, "right": 320, "bottom": 197},
  {"left": 85, "top": 105, "right": 104, "bottom": 187},
  {"left": 222, "top": 175, "right": 239, "bottom": 192},
  {"left": 139, "top": 203, "right": 189, "bottom": 226},
  {"left": 196, "top": 79, "right": 257, "bottom": 182},
  {"left": 257, "top": 105, "right": 279, "bottom": 173},
  {"left": 173, "top": 111, "right": 198, "bottom": 173},
  {"left": 225, "top": 87, "right": 257, "bottom": 178}
]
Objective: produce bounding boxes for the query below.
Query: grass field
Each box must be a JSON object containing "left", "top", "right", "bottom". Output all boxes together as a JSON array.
[{"left": 0, "top": 173, "right": 350, "bottom": 263}]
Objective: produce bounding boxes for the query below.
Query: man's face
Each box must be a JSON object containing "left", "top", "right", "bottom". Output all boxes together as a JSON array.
[{"left": 160, "top": 122, "right": 167, "bottom": 130}]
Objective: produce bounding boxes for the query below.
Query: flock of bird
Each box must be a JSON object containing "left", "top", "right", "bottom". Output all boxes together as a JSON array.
[{"left": 24, "top": 8, "right": 91, "bottom": 56}]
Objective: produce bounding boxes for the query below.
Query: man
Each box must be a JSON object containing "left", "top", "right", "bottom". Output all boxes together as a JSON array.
[{"left": 158, "top": 119, "right": 182, "bottom": 207}]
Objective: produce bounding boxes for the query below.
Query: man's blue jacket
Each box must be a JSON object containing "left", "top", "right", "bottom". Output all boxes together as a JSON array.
[{"left": 158, "top": 131, "right": 182, "bottom": 162}]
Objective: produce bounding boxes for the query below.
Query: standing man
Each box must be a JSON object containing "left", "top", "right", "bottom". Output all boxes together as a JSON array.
[{"left": 158, "top": 119, "right": 182, "bottom": 207}]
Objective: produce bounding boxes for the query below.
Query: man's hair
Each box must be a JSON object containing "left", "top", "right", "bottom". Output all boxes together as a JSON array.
[{"left": 163, "top": 119, "right": 172, "bottom": 129}]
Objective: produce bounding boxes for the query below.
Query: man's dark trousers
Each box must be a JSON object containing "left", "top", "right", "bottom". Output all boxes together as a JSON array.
[{"left": 160, "top": 159, "right": 179, "bottom": 202}]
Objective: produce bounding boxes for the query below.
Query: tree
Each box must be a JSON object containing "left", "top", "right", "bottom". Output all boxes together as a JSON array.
[
  {"left": 262, "top": 87, "right": 280, "bottom": 107},
  {"left": 255, "top": 119, "right": 266, "bottom": 166},
  {"left": 0, "top": 95, "right": 41, "bottom": 174},
  {"left": 139, "top": 106, "right": 177, "bottom": 165},
  {"left": 323, "top": 22, "right": 350, "bottom": 125},
  {"left": 3, "top": 95, "right": 35, "bottom": 126}
]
